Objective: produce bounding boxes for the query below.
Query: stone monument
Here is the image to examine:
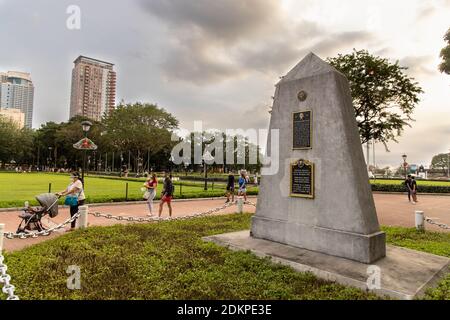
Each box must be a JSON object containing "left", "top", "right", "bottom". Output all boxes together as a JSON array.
[
  {"left": 205, "top": 53, "right": 449, "bottom": 299},
  {"left": 250, "top": 52, "right": 386, "bottom": 263}
]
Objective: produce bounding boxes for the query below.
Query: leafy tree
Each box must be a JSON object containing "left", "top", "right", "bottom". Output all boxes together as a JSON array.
[
  {"left": 439, "top": 28, "right": 450, "bottom": 75},
  {"left": 327, "top": 50, "right": 424, "bottom": 150},
  {"left": 103, "top": 102, "right": 179, "bottom": 172},
  {"left": 431, "top": 153, "right": 449, "bottom": 175}
]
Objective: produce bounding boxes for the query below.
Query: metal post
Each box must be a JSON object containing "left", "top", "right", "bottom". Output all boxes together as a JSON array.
[
  {"left": 415, "top": 211, "right": 425, "bottom": 231},
  {"left": 48, "top": 183, "right": 52, "bottom": 193},
  {"left": 204, "top": 163, "right": 208, "bottom": 191},
  {"left": 180, "top": 182, "right": 182, "bottom": 197},
  {"left": 78, "top": 206, "right": 89, "bottom": 229},
  {"left": 237, "top": 197, "right": 244, "bottom": 214},
  {"left": 0, "top": 223, "right": 4, "bottom": 252},
  {"left": 125, "top": 183, "right": 129, "bottom": 201}
]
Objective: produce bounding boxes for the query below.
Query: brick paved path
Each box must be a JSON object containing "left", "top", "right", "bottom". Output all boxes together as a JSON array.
[{"left": 1, "top": 194, "right": 448, "bottom": 252}]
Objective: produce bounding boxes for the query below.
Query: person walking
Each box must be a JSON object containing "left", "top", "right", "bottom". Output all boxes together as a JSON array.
[
  {"left": 57, "top": 172, "right": 85, "bottom": 231},
  {"left": 159, "top": 172, "right": 174, "bottom": 217},
  {"left": 411, "top": 176, "right": 418, "bottom": 203},
  {"left": 226, "top": 173, "right": 235, "bottom": 203},
  {"left": 238, "top": 171, "right": 248, "bottom": 202},
  {"left": 144, "top": 173, "right": 158, "bottom": 216},
  {"left": 405, "top": 175, "right": 415, "bottom": 204}
]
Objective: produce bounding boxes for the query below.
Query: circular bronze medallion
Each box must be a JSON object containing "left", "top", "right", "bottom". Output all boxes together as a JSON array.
[{"left": 297, "top": 91, "right": 307, "bottom": 102}]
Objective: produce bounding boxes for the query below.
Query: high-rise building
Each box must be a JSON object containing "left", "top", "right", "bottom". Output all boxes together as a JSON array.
[
  {"left": 0, "top": 108, "right": 25, "bottom": 129},
  {"left": 69, "top": 56, "right": 117, "bottom": 121},
  {"left": 0, "top": 71, "right": 34, "bottom": 128}
]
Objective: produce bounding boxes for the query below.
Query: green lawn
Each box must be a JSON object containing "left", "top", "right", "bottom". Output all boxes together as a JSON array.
[
  {"left": 1, "top": 214, "right": 448, "bottom": 300},
  {"left": 0, "top": 173, "right": 243, "bottom": 208},
  {"left": 371, "top": 179, "right": 450, "bottom": 186}
]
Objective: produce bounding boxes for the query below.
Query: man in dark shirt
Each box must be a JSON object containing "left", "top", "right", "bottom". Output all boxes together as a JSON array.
[
  {"left": 159, "top": 172, "right": 174, "bottom": 217},
  {"left": 226, "top": 173, "right": 235, "bottom": 203},
  {"left": 405, "top": 175, "right": 415, "bottom": 204}
]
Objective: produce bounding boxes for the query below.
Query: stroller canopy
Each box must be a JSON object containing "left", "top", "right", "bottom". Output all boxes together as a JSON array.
[{"left": 36, "top": 193, "right": 59, "bottom": 218}]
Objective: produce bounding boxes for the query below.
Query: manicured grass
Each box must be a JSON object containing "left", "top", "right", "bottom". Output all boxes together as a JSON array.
[
  {"left": 1, "top": 214, "right": 448, "bottom": 300},
  {"left": 371, "top": 179, "right": 450, "bottom": 186},
  {"left": 0, "top": 173, "right": 258, "bottom": 208}
]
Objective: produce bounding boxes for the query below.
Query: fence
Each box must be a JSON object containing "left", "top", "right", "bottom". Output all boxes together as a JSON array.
[{"left": 0, "top": 199, "right": 257, "bottom": 300}]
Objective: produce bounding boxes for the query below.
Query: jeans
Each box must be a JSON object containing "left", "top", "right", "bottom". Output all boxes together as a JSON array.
[
  {"left": 147, "top": 189, "right": 156, "bottom": 214},
  {"left": 70, "top": 199, "right": 85, "bottom": 229}
]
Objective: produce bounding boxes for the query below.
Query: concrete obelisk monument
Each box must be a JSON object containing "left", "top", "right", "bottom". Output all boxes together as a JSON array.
[{"left": 251, "top": 53, "right": 386, "bottom": 263}]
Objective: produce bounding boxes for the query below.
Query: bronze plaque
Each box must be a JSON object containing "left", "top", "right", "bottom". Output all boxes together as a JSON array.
[
  {"left": 290, "top": 159, "right": 314, "bottom": 199},
  {"left": 293, "top": 111, "right": 312, "bottom": 149}
]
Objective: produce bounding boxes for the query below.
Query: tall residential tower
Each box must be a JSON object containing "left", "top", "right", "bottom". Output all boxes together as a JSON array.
[
  {"left": 0, "top": 71, "right": 34, "bottom": 128},
  {"left": 69, "top": 56, "right": 117, "bottom": 121}
]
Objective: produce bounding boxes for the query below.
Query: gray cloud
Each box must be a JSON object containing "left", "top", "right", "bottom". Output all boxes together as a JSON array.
[
  {"left": 400, "top": 55, "right": 436, "bottom": 77},
  {"left": 140, "top": 0, "right": 376, "bottom": 84}
]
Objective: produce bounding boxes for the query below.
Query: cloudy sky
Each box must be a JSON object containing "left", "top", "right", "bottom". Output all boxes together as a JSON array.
[{"left": 0, "top": 0, "right": 449, "bottom": 167}]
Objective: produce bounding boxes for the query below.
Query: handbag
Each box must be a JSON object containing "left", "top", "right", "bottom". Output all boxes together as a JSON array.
[
  {"left": 143, "top": 191, "right": 151, "bottom": 200},
  {"left": 64, "top": 187, "right": 83, "bottom": 207},
  {"left": 64, "top": 194, "right": 79, "bottom": 206}
]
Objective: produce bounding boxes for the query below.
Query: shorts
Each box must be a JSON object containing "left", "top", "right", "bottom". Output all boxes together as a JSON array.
[
  {"left": 239, "top": 188, "right": 247, "bottom": 194},
  {"left": 161, "top": 195, "right": 172, "bottom": 203},
  {"left": 226, "top": 185, "right": 235, "bottom": 192}
]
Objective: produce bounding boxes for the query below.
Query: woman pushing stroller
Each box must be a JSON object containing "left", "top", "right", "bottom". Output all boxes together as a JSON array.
[{"left": 56, "top": 172, "right": 85, "bottom": 231}]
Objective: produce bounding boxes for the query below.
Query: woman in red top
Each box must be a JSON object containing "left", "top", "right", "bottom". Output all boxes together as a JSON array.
[{"left": 144, "top": 173, "right": 158, "bottom": 216}]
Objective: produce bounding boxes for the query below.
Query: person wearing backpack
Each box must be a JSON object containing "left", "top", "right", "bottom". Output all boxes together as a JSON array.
[
  {"left": 56, "top": 171, "right": 85, "bottom": 231},
  {"left": 159, "top": 172, "right": 174, "bottom": 217},
  {"left": 238, "top": 171, "right": 248, "bottom": 202}
]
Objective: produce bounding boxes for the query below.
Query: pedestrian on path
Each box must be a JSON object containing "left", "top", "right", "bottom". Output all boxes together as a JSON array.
[
  {"left": 226, "top": 173, "right": 235, "bottom": 203},
  {"left": 411, "top": 176, "right": 418, "bottom": 203},
  {"left": 405, "top": 175, "right": 416, "bottom": 204},
  {"left": 56, "top": 172, "right": 85, "bottom": 231},
  {"left": 159, "top": 172, "right": 174, "bottom": 217},
  {"left": 144, "top": 173, "right": 158, "bottom": 216},
  {"left": 238, "top": 171, "right": 248, "bottom": 202}
]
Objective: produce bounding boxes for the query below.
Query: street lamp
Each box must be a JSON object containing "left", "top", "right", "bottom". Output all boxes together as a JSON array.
[
  {"left": 402, "top": 154, "right": 408, "bottom": 179},
  {"left": 203, "top": 151, "right": 214, "bottom": 191},
  {"left": 81, "top": 121, "right": 92, "bottom": 182}
]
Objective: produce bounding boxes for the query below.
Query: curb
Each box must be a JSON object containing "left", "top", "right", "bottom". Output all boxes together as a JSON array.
[{"left": 0, "top": 196, "right": 258, "bottom": 213}]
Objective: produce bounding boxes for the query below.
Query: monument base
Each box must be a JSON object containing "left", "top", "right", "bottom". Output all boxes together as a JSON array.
[
  {"left": 251, "top": 216, "right": 386, "bottom": 264},
  {"left": 203, "top": 231, "right": 449, "bottom": 300}
]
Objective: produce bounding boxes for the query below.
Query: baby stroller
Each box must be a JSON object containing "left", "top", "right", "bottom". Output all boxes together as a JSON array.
[{"left": 16, "top": 193, "right": 60, "bottom": 234}]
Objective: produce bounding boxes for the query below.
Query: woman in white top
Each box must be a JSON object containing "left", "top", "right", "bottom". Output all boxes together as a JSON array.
[{"left": 57, "top": 172, "right": 86, "bottom": 231}]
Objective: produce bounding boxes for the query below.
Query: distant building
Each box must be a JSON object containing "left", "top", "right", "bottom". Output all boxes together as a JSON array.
[
  {"left": 69, "top": 56, "right": 117, "bottom": 121},
  {"left": 0, "top": 108, "right": 25, "bottom": 128},
  {"left": 0, "top": 71, "right": 34, "bottom": 128}
]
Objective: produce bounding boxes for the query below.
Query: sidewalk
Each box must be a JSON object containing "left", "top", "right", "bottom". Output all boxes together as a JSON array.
[{"left": 1, "top": 194, "right": 448, "bottom": 252}]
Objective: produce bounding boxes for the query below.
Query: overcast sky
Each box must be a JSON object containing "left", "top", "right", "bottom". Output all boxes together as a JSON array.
[{"left": 0, "top": 0, "right": 449, "bottom": 167}]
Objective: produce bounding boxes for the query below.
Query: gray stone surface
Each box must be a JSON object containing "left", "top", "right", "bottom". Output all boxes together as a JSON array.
[
  {"left": 252, "top": 52, "right": 386, "bottom": 263},
  {"left": 204, "top": 231, "right": 450, "bottom": 300}
]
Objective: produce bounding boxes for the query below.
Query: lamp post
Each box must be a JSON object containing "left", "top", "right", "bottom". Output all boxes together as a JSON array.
[
  {"left": 81, "top": 121, "right": 92, "bottom": 182},
  {"left": 402, "top": 154, "right": 408, "bottom": 179},
  {"left": 203, "top": 151, "right": 214, "bottom": 191}
]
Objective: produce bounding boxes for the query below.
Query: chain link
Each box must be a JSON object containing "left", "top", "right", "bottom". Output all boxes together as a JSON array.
[
  {"left": 0, "top": 255, "right": 19, "bottom": 300},
  {"left": 93, "top": 202, "right": 236, "bottom": 222},
  {"left": 244, "top": 200, "right": 257, "bottom": 207},
  {"left": 425, "top": 217, "right": 450, "bottom": 230},
  {"left": 89, "top": 201, "right": 237, "bottom": 223},
  {"left": 4, "top": 211, "right": 81, "bottom": 240}
]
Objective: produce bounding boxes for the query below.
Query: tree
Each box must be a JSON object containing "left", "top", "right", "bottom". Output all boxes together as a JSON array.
[
  {"left": 327, "top": 50, "right": 424, "bottom": 150},
  {"left": 103, "top": 102, "right": 179, "bottom": 172},
  {"left": 431, "top": 153, "right": 449, "bottom": 175},
  {"left": 439, "top": 28, "right": 450, "bottom": 75}
]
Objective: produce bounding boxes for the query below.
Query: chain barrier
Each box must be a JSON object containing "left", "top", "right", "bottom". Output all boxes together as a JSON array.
[
  {"left": 0, "top": 255, "right": 19, "bottom": 300},
  {"left": 90, "top": 201, "right": 236, "bottom": 223},
  {"left": 3, "top": 211, "right": 81, "bottom": 240},
  {"left": 425, "top": 217, "right": 450, "bottom": 230},
  {"left": 244, "top": 200, "right": 257, "bottom": 207}
]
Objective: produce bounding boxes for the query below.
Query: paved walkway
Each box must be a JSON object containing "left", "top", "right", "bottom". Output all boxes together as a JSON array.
[{"left": 0, "top": 194, "right": 448, "bottom": 252}]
